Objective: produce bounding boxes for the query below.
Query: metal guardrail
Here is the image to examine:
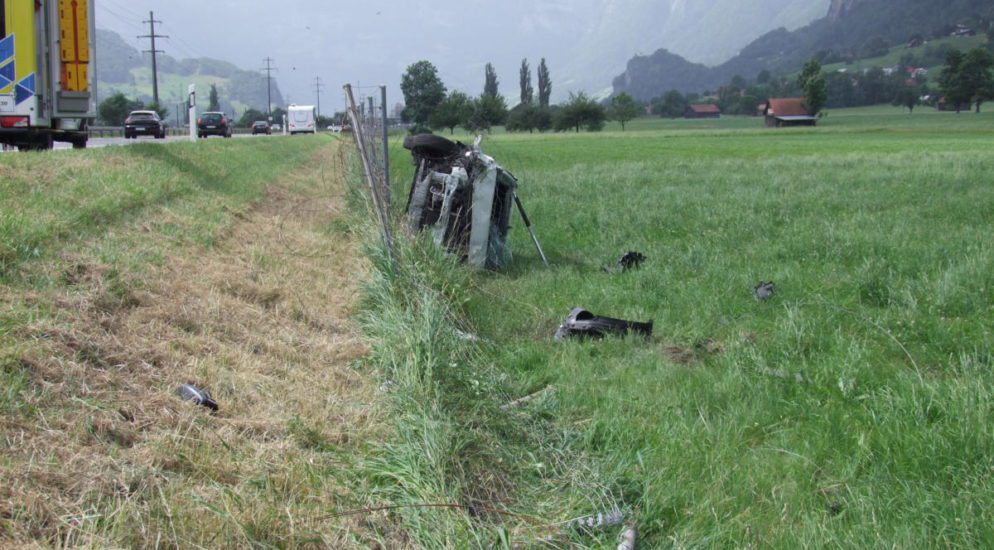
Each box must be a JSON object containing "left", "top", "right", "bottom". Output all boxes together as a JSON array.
[{"left": 87, "top": 126, "right": 256, "bottom": 138}]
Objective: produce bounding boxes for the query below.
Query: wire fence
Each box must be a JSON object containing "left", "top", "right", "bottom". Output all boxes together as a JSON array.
[{"left": 343, "top": 84, "right": 398, "bottom": 272}]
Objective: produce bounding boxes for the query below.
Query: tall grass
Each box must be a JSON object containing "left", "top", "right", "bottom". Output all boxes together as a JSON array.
[{"left": 359, "top": 110, "right": 994, "bottom": 547}]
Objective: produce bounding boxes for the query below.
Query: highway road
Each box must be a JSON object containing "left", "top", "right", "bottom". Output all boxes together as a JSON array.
[
  {"left": 54, "top": 132, "right": 274, "bottom": 150},
  {"left": 0, "top": 132, "right": 283, "bottom": 152}
]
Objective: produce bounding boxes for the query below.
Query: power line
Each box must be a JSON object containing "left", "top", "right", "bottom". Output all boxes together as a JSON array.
[
  {"left": 261, "top": 57, "right": 278, "bottom": 118},
  {"left": 138, "top": 11, "right": 168, "bottom": 105}
]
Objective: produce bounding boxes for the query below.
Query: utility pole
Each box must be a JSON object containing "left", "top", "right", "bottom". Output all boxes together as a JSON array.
[
  {"left": 314, "top": 77, "right": 324, "bottom": 119},
  {"left": 138, "top": 12, "right": 167, "bottom": 105},
  {"left": 261, "top": 57, "right": 278, "bottom": 119}
]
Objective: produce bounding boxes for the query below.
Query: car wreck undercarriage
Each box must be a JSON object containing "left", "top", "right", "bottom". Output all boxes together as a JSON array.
[{"left": 403, "top": 134, "right": 547, "bottom": 270}]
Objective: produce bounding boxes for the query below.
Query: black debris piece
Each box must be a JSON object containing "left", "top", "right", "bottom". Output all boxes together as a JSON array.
[
  {"left": 603, "top": 251, "right": 647, "bottom": 273},
  {"left": 618, "top": 252, "right": 646, "bottom": 271},
  {"left": 554, "top": 307, "right": 654, "bottom": 341},
  {"left": 754, "top": 281, "right": 776, "bottom": 301},
  {"left": 176, "top": 384, "right": 219, "bottom": 412}
]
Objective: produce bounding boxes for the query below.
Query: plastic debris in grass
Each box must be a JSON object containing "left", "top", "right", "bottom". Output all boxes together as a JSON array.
[
  {"left": 602, "top": 251, "right": 646, "bottom": 273},
  {"left": 175, "top": 384, "right": 219, "bottom": 412},
  {"left": 554, "top": 307, "right": 653, "bottom": 341},
  {"left": 754, "top": 281, "right": 776, "bottom": 301}
]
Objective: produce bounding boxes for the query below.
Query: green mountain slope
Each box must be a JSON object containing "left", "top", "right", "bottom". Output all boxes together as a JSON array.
[
  {"left": 95, "top": 29, "right": 284, "bottom": 118},
  {"left": 613, "top": 0, "right": 994, "bottom": 100}
]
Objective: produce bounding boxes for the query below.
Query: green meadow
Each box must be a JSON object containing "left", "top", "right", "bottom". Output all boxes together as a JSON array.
[{"left": 375, "top": 107, "right": 994, "bottom": 547}]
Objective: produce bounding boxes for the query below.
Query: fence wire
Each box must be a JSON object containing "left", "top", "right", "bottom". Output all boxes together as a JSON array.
[{"left": 344, "top": 84, "right": 397, "bottom": 272}]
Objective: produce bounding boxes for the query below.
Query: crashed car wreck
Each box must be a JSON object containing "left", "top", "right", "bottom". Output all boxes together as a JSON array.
[{"left": 404, "top": 133, "right": 546, "bottom": 270}]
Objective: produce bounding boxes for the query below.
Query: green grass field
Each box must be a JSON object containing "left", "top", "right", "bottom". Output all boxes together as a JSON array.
[{"left": 377, "top": 107, "right": 994, "bottom": 547}]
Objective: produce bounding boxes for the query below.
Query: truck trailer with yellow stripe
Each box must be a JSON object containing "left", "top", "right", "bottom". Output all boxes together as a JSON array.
[{"left": 0, "top": 0, "right": 95, "bottom": 150}]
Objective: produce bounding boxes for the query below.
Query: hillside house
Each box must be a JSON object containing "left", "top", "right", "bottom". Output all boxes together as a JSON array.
[
  {"left": 684, "top": 104, "right": 721, "bottom": 119},
  {"left": 763, "top": 98, "right": 817, "bottom": 127},
  {"left": 951, "top": 24, "right": 976, "bottom": 37}
]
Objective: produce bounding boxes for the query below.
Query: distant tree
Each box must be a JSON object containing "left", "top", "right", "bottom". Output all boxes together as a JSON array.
[
  {"left": 506, "top": 103, "right": 538, "bottom": 133},
  {"left": 756, "top": 69, "right": 772, "bottom": 85},
  {"left": 961, "top": 47, "right": 994, "bottom": 112},
  {"left": 431, "top": 91, "right": 473, "bottom": 134},
  {"left": 401, "top": 60, "right": 447, "bottom": 129},
  {"left": 652, "top": 89, "right": 688, "bottom": 118},
  {"left": 554, "top": 92, "right": 605, "bottom": 132},
  {"left": 939, "top": 50, "right": 972, "bottom": 113},
  {"left": 238, "top": 108, "right": 268, "bottom": 127},
  {"left": 466, "top": 93, "right": 508, "bottom": 132},
  {"left": 535, "top": 106, "right": 553, "bottom": 132},
  {"left": 609, "top": 92, "right": 641, "bottom": 131},
  {"left": 98, "top": 92, "right": 143, "bottom": 125},
  {"left": 519, "top": 59, "right": 534, "bottom": 105},
  {"left": 825, "top": 72, "right": 857, "bottom": 107},
  {"left": 861, "top": 36, "right": 890, "bottom": 58},
  {"left": 144, "top": 101, "right": 170, "bottom": 121},
  {"left": 537, "top": 58, "right": 552, "bottom": 108},
  {"left": 484, "top": 63, "right": 500, "bottom": 98},
  {"left": 892, "top": 84, "right": 921, "bottom": 113},
  {"left": 208, "top": 83, "right": 220, "bottom": 111},
  {"left": 797, "top": 60, "right": 827, "bottom": 115},
  {"left": 730, "top": 75, "right": 748, "bottom": 90}
]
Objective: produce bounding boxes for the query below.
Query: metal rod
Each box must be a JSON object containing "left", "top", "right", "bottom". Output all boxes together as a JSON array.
[
  {"left": 513, "top": 193, "right": 549, "bottom": 267},
  {"left": 380, "top": 86, "right": 391, "bottom": 208}
]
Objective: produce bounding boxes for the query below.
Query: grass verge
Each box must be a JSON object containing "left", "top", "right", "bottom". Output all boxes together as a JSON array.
[
  {"left": 352, "top": 110, "right": 994, "bottom": 548},
  {"left": 1, "top": 137, "right": 386, "bottom": 547}
]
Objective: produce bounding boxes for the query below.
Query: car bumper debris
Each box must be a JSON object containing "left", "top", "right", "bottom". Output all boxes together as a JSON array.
[{"left": 554, "top": 307, "right": 654, "bottom": 341}]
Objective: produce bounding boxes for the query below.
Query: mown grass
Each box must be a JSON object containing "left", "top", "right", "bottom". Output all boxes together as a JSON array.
[
  {"left": 372, "top": 108, "right": 994, "bottom": 547},
  {"left": 0, "top": 136, "right": 395, "bottom": 547}
]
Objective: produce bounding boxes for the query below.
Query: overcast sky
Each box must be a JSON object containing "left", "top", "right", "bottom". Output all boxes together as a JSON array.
[{"left": 95, "top": 0, "right": 827, "bottom": 112}]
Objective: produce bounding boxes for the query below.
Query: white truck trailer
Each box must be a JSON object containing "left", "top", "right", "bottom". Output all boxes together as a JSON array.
[{"left": 0, "top": 0, "right": 95, "bottom": 150}]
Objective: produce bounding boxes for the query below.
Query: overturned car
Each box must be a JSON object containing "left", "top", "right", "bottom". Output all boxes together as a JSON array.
[{"left": 404, "top": 134, "right": 546, "bottom": 270}]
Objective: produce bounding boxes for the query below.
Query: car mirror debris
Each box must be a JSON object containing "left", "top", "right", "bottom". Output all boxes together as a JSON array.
[
  {"left": 176, "top": 384, "right": 219, "bottom": 412},
  {"left": 554, "top": 307, "right": 654, "bottom": 341}
]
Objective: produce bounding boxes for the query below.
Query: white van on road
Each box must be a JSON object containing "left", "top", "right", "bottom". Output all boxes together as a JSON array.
[{"left": 288, "top": 104, "right": 318, "bottom": 135}]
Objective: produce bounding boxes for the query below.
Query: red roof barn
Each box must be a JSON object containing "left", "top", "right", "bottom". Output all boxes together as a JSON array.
[
  {"left": 763, "top": 98, "right": 817, "bottom": 127},
  {"left": 684, "top": 104, "right": 721, "bottom": 119}
]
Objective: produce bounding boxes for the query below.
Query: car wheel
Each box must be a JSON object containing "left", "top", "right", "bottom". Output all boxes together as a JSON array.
[{"left": 403, "top": 133, "right": 462, "bottom": 159}]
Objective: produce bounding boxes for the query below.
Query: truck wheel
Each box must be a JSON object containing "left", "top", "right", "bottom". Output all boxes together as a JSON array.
[{"left": 72, "top": 138, "right": 87, "bottom": 149}]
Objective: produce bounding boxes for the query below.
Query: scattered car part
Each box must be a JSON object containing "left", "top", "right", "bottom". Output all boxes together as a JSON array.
[
  {"left": 501, "top": 386, "right": 556, "bottom": 411},
  {"left": 604, "top": 251, "right": 646, "bottom": 273},
  {"left": 617, "top": 523, "right": 638, "bottom": 550},
  {"left": 404, "top": 134, "right": 546, "bottom": 270},
  {"left": 513, "top": 193, "right": 550, "bottom": 267},
  {"left": 554, "top": 308, "right": 654, "bottom": 341},
  {"left": 754, "top": 281, "right": 776, "bottom": 301},
  {"left": 618, "top": 251, "right": 646, "bottom": 271},
  {"left": 176, "top": 384, "right": 219, "bottom": 412},
  {"left": 564, "top": 509, "right": 626, "bottom": 533}
]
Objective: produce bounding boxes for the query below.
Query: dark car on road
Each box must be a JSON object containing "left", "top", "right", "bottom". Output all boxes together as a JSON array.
[
  {"left": 251, "top": 121, "right": 271, "bottom": 135},
  {"left": 124, "top": 110, "right": 167, "bottom": 139},
  {"left": 197, "top": 112, "right": 233, "bottom": 138}
]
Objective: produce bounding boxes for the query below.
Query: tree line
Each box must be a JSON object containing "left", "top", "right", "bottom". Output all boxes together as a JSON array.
[
  {"left": 400, "top": 59, "right": 642, "bottom": 134},
  {"left": 646, "top": 43, "right": 994, "bottom": 118}
]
